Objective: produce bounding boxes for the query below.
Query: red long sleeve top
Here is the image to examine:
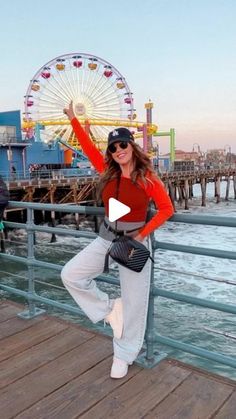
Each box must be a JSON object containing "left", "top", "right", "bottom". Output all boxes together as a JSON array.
[{"left": 71, "top": 118, "right": 174, "bottom": 238}]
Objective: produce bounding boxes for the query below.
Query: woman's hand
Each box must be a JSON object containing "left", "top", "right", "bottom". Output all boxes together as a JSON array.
[{"left": 63, "top": 101, "right": 75, "bottom": 121}]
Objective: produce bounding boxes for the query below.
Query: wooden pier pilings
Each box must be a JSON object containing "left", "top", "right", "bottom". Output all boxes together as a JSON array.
[
  {"left": 200, "top": 177, "right": 207, "bottom": 206},
  {"left": 161, "top": 168, "right": 236, "bottom": 209},
  {"left": 3, "top": 168, "right": 236, "bottom": 215}
]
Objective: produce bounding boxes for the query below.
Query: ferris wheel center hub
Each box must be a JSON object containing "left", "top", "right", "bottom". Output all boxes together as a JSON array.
[{"left": 74, "top": 103, "right": 86, "bottom": 116}]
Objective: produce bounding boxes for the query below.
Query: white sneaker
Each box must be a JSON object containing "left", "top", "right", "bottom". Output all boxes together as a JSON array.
[
  {"left": 110, "top": 357, "right": 129, "bottom": 379},
  {"left": 105, "top": 298, "right": 123, "bottom": 339}
]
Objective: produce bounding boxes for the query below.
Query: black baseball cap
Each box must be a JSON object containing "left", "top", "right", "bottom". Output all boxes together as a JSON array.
[{"left": 107, "top": 127, "right": 134, "bottom": 147}]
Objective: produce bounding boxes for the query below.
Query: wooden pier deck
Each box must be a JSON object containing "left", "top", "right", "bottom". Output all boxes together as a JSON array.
[{"left": 0, "top": 301, "right": 235, "bottom": 419}]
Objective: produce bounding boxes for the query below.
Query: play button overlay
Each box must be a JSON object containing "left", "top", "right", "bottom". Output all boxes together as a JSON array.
[{"left": 108, "top": 198, "right": 131, "bottom": 222}]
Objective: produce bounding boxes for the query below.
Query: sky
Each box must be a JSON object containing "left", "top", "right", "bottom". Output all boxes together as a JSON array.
[{"left": 0, "top": 0, "right": 236, "bottom": 154}]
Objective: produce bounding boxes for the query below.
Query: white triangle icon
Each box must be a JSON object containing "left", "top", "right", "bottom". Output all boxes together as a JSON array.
[{"left": 108, "top": 198, "right": 131, "bottom": 222}]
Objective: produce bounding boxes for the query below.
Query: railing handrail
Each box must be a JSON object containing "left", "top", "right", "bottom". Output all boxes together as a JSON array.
[
  {"left": 0, "top": 164, "right": 235, "bottom": 182},
  {"left": 0, "top": 201, "right": 235, "bottom": 371},
  {"left": 5, "top": 201, "right": 236, "bottom": 229}
]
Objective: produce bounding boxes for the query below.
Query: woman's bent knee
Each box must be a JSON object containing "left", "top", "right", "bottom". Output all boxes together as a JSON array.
[
  {"left": 61, "top": 262, "right": 78, "bottom": 286},
  {"left": 61, "top": 264, "right": 70, "bottom": 286},
  {"left": 61, "top": 262, "right": 90, "bottom": 290}
]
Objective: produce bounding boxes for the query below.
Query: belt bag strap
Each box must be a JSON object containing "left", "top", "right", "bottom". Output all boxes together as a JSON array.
[
  {"left": 104, "top": 174, "right": 120, "bottom": 273},
  {"left": 114, "top": 174, "right": 121, "bottom": 237},
  {"left": 103, "top": 243, "right": 112, "bottom": 273}
]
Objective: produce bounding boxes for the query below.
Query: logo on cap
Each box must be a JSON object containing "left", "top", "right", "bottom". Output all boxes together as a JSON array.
[{"left": 112, "top": 129, "right": 119, "bottom": 137}]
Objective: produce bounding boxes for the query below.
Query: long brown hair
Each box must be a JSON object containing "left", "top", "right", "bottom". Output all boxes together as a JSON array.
[{"left": 96, "top": 141, "right": 156, "bottom": 200}]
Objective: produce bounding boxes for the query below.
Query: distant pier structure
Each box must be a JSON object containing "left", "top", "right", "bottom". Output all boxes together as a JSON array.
[
  {"left": 4, "top": 175, "right": 98, "bottom": 230},
  {"left": 162, "top": 167, "right": 236, "bottom": 210},
  {"left": 3, "top": 167, "right": 236, "bottom": 214}
]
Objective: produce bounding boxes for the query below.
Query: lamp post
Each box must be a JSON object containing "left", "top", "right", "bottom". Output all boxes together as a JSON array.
[
  {"left": 224, "top": 144, "right": 231, "bottom": 168},
  {"left": 145, "top": 100, "right": 153, "bottom": 153},
  {"left": 192, "top": 143, "right": 201, "bottom": 169},
  {"left": 192, "top": 142, "right": 201, "bottom": 153}
]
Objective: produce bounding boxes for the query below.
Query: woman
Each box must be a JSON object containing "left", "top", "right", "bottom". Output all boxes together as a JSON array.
[{"left": 61, "top": 102, "right": 174, "bottom": 379}]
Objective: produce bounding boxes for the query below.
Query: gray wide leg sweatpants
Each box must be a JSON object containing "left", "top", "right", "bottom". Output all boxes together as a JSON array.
[{"left": 61, "top": 236, "right": 152, "bottom": 363}]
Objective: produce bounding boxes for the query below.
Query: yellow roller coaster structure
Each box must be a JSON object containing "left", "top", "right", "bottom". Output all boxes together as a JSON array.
[
  {"left": 22, "top": 117, "right": 157, "bottom": 134},
  {"left": 22, "top": 117, "right": 158, "bottom": 152}
]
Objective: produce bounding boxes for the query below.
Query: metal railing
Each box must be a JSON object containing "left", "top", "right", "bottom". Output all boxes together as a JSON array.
[
  {"left": 0, "top": 201, "right": 236, "bottom": 370},
  {"left": 0, "top": 134, "right": 21, "bottom": 144},
  {"left": 1, "top": 164, "right": 235, "bottom": 183},
  {"left": 0, "top": 168, "right": 95, "bottom": 182}
]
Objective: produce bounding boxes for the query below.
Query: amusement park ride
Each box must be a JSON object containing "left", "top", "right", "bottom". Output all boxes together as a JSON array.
[{"left": 22, "top": 52, "right": 175, "bottom": 164}]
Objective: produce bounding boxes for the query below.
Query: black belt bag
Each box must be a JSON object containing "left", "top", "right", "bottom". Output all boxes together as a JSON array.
[{"left": 103, "top": 235, "right": 154, "bottom": 273}]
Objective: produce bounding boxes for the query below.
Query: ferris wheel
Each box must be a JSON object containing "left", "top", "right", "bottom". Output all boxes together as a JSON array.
[{"left": 24, "top": 53, "right": 135, "bottom": 144}]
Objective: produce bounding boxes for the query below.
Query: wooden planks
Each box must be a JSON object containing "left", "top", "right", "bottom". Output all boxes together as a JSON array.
[
  {"left": 213, "top": 392, "right": 236, "bottom": 419},
  {"left": 0, "top": 301, "right": 235, "bottom": 419},
  {"left": 15, "top": 357, "right": 140, "bottom": 419},
  {"left": 0, "top": 318, "right": 68, "bottom": 362},
  {"left": 0, "top": 327, "right": 94, "bottom": 389},
  {"left": 0, "top": 315, "right": 42, "bottom": 340},
  {"left": 0, "top": 303, "right": 22, "bottom": 322},
  {"left": 0, "top": 335, "right": 112, "bottom": 419},
  {"left": 144, "top": 372, "right": 234, "bottom": 419},
  {"left": 80, "top": 361, "right": 191, "bottom": 419}
]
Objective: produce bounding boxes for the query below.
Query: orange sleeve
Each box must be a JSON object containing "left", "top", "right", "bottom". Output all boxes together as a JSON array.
[
  {"left": 139, "top": 176, "right": 174, "bottom": 238},
  {"left": 71, "top": 117, "right": 106, "bottom": 173}
]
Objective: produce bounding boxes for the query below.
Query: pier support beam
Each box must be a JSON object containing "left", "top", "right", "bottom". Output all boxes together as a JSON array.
[
  {"left": 225, "top": 177, "right": 230, "bottom": 201},
  {"left": 184, "top": 179, "right": 189, "bottom": 210},
  {"left": 168, "top": 181, "right": 176, "bottom": 211},
  {"left": 189, "top": 181, "right": 194, "bottom": 199},
  {"left": 233, "top": 176, "right": 236, "bottom": 199},
  {"left": 177, "top": 184, "right": 183, "bottom": 205},
  {"left": 174, "top": 185, "right": 177, "bottom": 201},
  {"left": 215, "top": 176, "right": 221, "bottom": 203},
  {"left": 201, "top": 177, "right": 207, "bottom": 207}
]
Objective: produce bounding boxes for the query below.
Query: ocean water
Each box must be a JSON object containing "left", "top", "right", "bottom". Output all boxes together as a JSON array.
[
  {"left": 1, "top": 180, "right": 236, "bottom": 380},
  {"left": 153, "top": 183, "right": 236, "bottom": 379}
]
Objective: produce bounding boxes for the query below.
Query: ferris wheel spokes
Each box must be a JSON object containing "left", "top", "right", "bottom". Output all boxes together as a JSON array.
[{"left": 24, "top": 52, "right": 135, "bottom": 142}]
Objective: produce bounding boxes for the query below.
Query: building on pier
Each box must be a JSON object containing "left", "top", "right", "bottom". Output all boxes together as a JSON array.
[{"left": 0, "top": 110, "right": 91, "bottom": 179}]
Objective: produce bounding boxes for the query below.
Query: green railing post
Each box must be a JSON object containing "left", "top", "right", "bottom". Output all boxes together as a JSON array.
[
  {"left": 18, "top": 207, "right": 45, "bottom": 319},
  {"left": 136, "top": 237, "right": 167, "bottom": 368},
  {"left": 0, "top": 220, "right": 5, "bottom": 253},
  {"left": 145, "top": 265, "right": 155, "bottom": 360}
]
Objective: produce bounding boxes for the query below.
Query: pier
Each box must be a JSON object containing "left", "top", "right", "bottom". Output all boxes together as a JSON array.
[
  {"left": 1, "top": 300, "right": 236, "bottom": 419},
  {"left": 161, "top": 167, "right": 236, "bottom": 209},
  {"left": 2, "top": 167, "right": 236, "bottom": 212}
]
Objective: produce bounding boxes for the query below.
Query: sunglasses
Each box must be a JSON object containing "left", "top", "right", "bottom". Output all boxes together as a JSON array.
[{"left": 108, "top": 141, "right": 129, "bottom": 154}]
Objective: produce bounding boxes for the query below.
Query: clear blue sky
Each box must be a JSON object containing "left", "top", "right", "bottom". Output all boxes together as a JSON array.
[{"left": 1, "top": 0, "right": 236, "bottom": 153}]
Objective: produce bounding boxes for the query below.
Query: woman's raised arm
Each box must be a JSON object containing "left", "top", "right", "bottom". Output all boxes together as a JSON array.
[{"left": 63, "top": 102, "right": 106, "bottom": 173}]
